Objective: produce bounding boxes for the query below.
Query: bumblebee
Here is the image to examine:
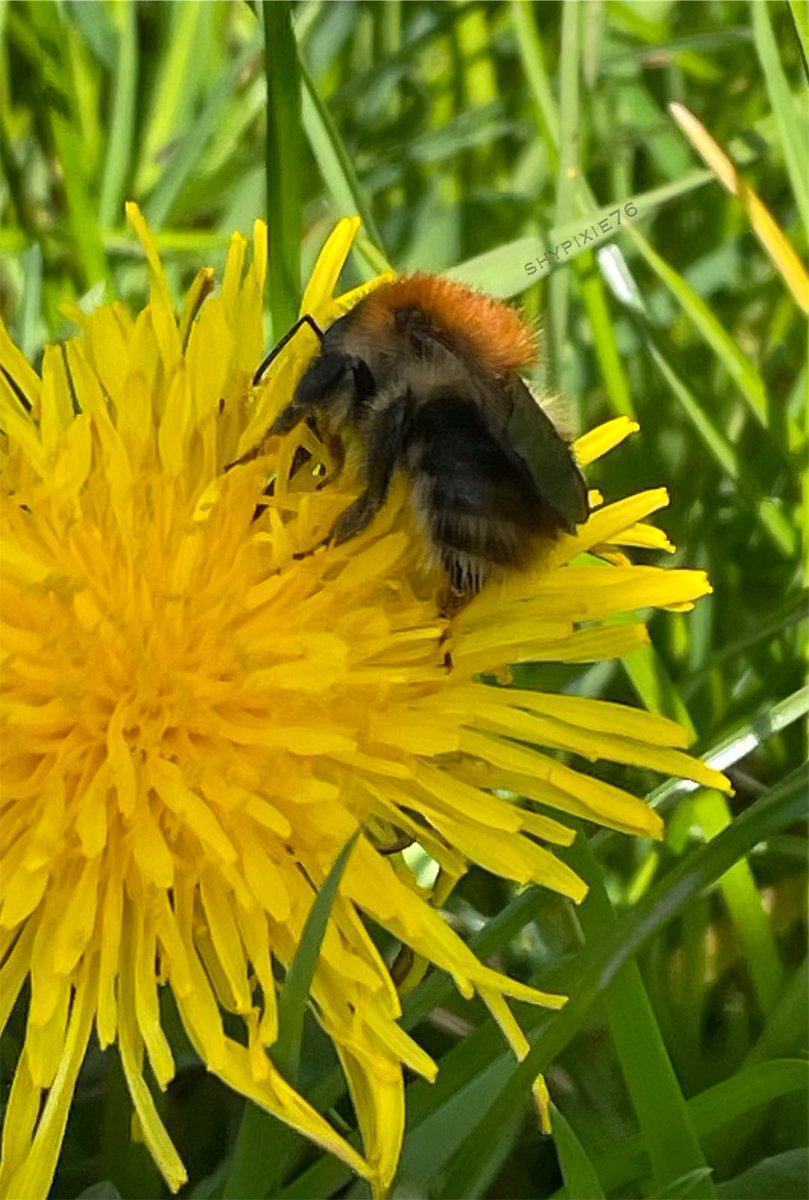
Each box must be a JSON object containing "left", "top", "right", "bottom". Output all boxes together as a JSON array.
[{"left": 263, "top": 274, "right": 589, "bottom": 593}]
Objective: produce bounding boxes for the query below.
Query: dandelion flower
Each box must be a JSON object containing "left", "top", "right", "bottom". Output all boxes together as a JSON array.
[{"left": 0, "top": 208, "right": 728, "bottom": 1198}]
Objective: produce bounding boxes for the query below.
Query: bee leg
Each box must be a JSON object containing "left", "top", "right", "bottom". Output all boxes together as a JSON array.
[
  {"left": 267, "top": 404, "right": 305, "bottom": 437},
  {"left": 438, "top": 585, "right": 469, "bottom": 620},
  {"left": 330, "top": 395, "right": 409, "bottom": 544},
  {"left": 229, "top": 349, "right": 355, "bottom": 471},
  {"left": 225, "top": 404, "right": 304, "bottom": 470},
  {"left": 252, "top": 313, "right": 324, "bottom": 386},
  {"left": 437, "top": 585, "right": 468, "bottom": 673},
  {"left": 291, "top": 539, "right": 329, "bottom": 562}
]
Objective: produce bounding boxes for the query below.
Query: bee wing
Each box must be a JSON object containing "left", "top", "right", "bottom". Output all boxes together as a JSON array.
[{"left": 504, "top": 377, "right": 589, "bottom": 532}]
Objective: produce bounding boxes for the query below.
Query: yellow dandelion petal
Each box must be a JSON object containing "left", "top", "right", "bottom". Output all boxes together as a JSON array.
[
  {"left": 125, "top": 202, "right": 182, "bottom": 367},
  {"left": 574, "top": 415, "right": 639, "bottom": 464},
  {"left": 300, "top": 216, "right": 363, "bottom": 315},
  {"left": 340, "top": 1043, "right": 405, "bottom": 1193},
  {"left": 2, "top": 962, "right": 98, "bottom": 1200},
  {"left": 1, "top": 214, "right": 725, "bottom": 1198},
  {"left": 118, "top": 952, "right": 188, "bottom": 1193}
]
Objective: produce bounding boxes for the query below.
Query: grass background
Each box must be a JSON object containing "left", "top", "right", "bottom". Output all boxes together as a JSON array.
[{"left": 0, "top": 1, "right": 806, "bottom": 1197}]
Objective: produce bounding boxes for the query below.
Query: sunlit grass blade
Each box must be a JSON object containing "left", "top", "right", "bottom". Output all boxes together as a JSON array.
[
  {"left": 604, "top": 684, "right": 809, "bottom": 830},
  {"left": 98, "top": 2, "right": 137, "bottom": 230},
  {"left": 752, "top": 0, "right": 809, "bottom": 235},
  {"left": 18, "top": 243, "right": 42, "bottom": 359},
  {"left": 572, "top": 253, "right": 635, "bottom": 416},
  {"left": 510, "top": 0, "right": 560, "bottom": 160},
  {"left": 597, "top": 244, "right": 798, "bottom": 559},
  {"left": 787, "top": 0, "right": 809, "bottom": 75},
  {"left": 669, "top": 102, "right": 809, "bottom": 314},
  {"left": 133, "top": 1, "right": 213, "bottom": 196}
]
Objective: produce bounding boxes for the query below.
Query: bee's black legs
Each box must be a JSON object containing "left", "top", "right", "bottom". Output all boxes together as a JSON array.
[
  {"left": 330, "top": 395, "right": 409, "bottom": 544},
  {"left": 437, "top": 585, "right": 468, "bottom": 673},
  {"left": 252, "top": 314, "right": 324, "bottom": 386}
]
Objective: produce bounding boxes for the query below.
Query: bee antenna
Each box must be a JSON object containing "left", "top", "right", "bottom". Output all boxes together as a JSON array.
[{"left": 252, "top": 313, "right": 325, "bottom": 386}]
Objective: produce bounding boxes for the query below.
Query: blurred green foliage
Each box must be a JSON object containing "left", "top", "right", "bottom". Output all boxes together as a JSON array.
[{"left": 0, "top": 2, "right": 806, "bottom": 1198}]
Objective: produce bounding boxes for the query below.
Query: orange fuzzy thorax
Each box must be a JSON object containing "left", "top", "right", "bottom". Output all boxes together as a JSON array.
[{"left": 356, "top": 274, "right": 539, "bottom": 374}]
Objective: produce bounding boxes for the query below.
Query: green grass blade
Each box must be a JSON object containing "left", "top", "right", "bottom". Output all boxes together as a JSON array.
[
  {"left": 597, "top": 249, "right": 797, "bottom": 558},
  {"left": 299, "top": 57, "right": 386, "bottom": 260},
  {"left": 510, "top": 0, "right": 560, "bottom": 159},
  {"left": 142, "top": 39, "right": 260, "bottom": 231},
  {"left": 787, "top": 0, "right": 809, "bottom": 77},
  {"left": 133, "top": 0, "right": 213, "bottom": 195},
  {"left": 627, "top": 226, "right": 770, "bottom": 430},
  {"left": 591, "top": 1058, "right": 809, "bottom": 1194},
  {"left": 744, "top": 959, "right": 809, "bottom": 1067},
  {"left": 274, "top": 832, "right": 360, "bottom": 1080},
  {"left": 622, "top": 641, "right": 694, "bottom": 731},
  {"left": 691, "top": 790, "right": 784, "bottom": 1014},
  {"left": 573, "top": 251, "right": 635, "bottom": 416},
  {"left": 448, "top": 176, "right": 714, "bottom": 297},
  {"left": 436, "top": 766, "right": 807, "bottom": 1198},
  {"left": 19, "top": 243, "right": 43, "bottom": 359},
  {"left": 398, "top": 1050, "right": 524, "bottom": 1196},
  {"left": 752, "top": 0, "right": 809, "bottom": 234},
  {"left": 552, "top": 1102, "right": 607, "bottom": 1200},
  {"left": 716, "top": 1149, "right": 808, "bottom": 1199},
  {"left": 98, "top": 1, "right": 137, "bottom": 229},
  {"left": 568, "top": 833, "right": 715, "bottom": 1199},
  {"left": 263, "top": 1, "right": 303, "bottom": 336},
  {"left": 549, "top": 0, "right": 580, "bottom": 387},
  {"left": 26, "top": 1, "right": 107, "bottom": 287}
]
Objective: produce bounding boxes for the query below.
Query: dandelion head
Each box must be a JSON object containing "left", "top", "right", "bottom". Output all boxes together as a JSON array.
[{"left": 0, "top": 209, "right": 728, "bottom": 1198}]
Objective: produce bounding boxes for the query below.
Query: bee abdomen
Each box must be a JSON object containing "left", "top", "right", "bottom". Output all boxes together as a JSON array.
[
  {"left": 425, "top": 505, "right": 532, "bottom": 592},
  {"left": 406, "top": 394, "right": 564, "bottom": 591}
]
